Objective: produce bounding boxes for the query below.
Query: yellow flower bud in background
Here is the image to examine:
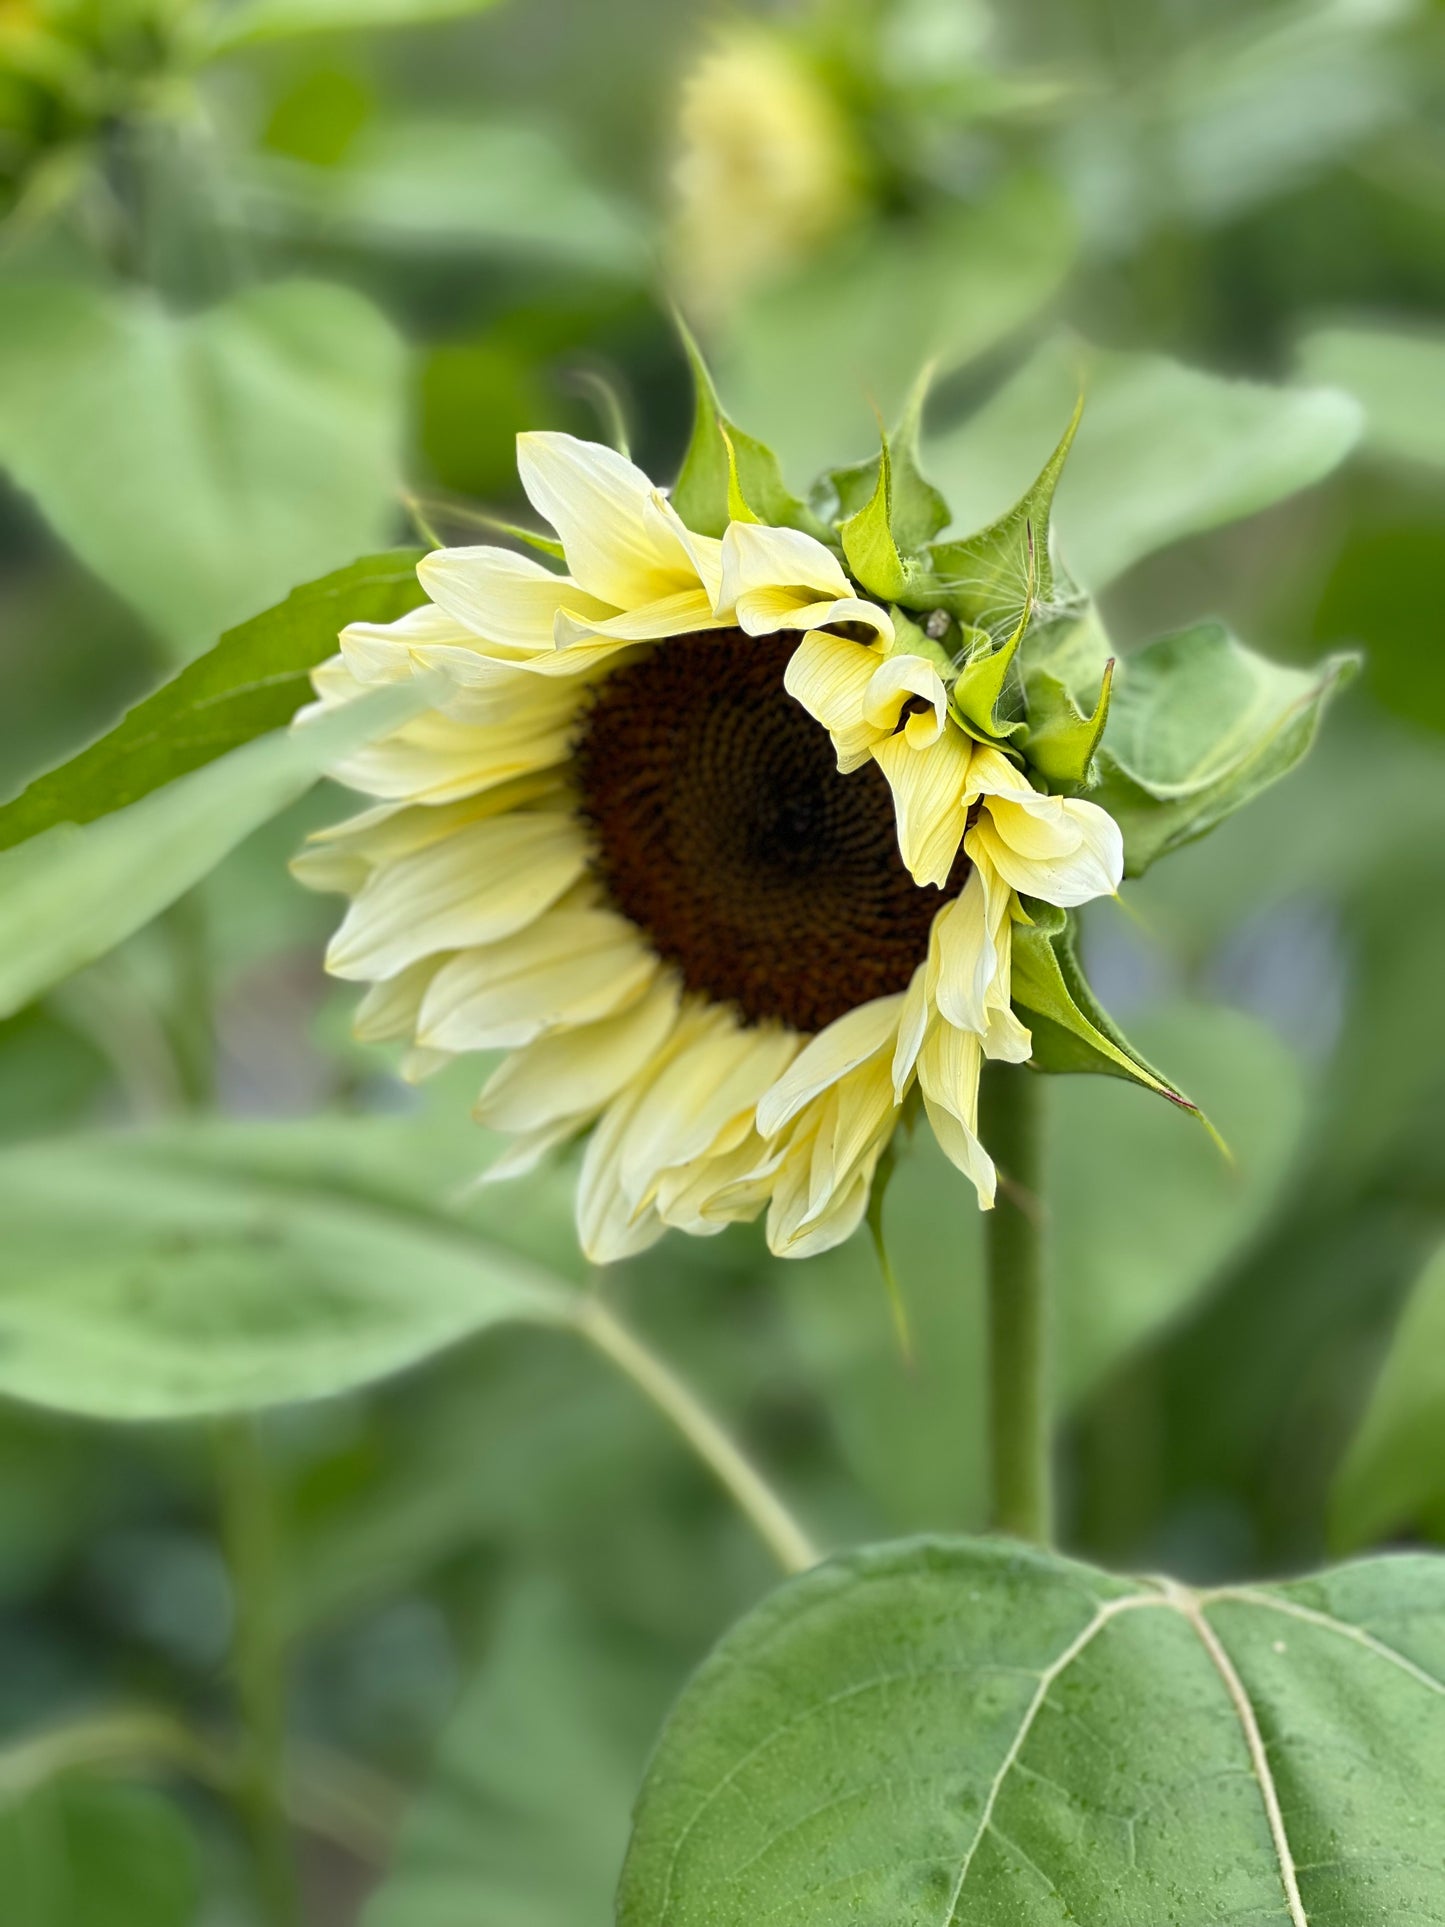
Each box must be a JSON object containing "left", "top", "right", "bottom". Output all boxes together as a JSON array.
[{"left": 668, "top": 26, "right": 862, "bottom": 325}]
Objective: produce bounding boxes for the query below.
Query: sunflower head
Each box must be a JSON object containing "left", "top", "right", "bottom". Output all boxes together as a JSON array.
[{"left": 296, "top": 339, "right": 1354, "bottom": 1268}]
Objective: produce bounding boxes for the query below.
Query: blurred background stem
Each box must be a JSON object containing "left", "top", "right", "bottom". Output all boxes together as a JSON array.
[
  {"left": 980, "top": 1065, "right": 1054, "bottom": 1544},
  {"left": 216, "top": 1418, "right": 302, "bottom": 1927}
]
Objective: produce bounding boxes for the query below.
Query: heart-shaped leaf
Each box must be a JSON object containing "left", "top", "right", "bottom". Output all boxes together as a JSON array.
[
  {"left": 0, "top": 279, "right": 404, "bottom": 656},
  {"left": 0, "top": 1117, "right": 577, "bottom": 1419},
  {"left": 619, "top": 1536, "right": 1445, "bottom": 1924}
]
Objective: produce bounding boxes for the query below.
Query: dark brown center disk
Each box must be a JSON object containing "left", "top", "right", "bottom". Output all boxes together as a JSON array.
[{"left": 572, "top": 629, "right": 967, "bottom": 1034}]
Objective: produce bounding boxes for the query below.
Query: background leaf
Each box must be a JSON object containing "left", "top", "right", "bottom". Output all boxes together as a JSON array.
[
  {"left": 925, "top": 335, "right": 1362, "bottom": 588},
  {"left": 0, "top": 551, "right": 425, "bottom": 851},
  {"left": 1297, "top": 323, "right": 1445, "bottom": 472},
  {"left": 619, "top": 1536, "right": 1445, "bottom": 1924},
  {"left": 203, "top": 0, "right": 503, "bottom": 54},
  {"left": 0, "top": 280, "right": 405, "bottom": 657},
  {"left": 1333, "top": 1242, "right": 1445, "bottom": 1552},
  {"left": 0, "top": 1118, "right": 578, "bottom": 1421},
  {"left": 0, "top": 1781, "right": 200, "bottom": 1927},
  {"left": 364, "top": 1579, "right": 682, "bottom": 1927},
  {"left": 722, "top": 173, "right": 1074, "bottom": 481}
]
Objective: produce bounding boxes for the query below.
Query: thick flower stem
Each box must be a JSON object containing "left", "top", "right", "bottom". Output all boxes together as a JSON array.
[
  {"left": 575, "top": 1297, "right": 819, "bottom": 1577},
  {"left": 980, "top": 1063, "right": 1054, "bottom": 1546},
  {"left": 215, "top": 1419, "right": 302, "bottom": 1927}
]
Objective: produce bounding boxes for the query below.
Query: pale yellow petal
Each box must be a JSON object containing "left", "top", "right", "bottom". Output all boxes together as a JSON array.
[
  {"left": 918, "top": 1021, "right": 996, "bottom": 1208},
  {"left": 517, "top": 432, "right": 698, "bottom": 608},
  {"left": 756, "top": 992, "right": 904, "bottom": 1138},
  {"left": 325, "top": 812, "right": 587, "bottom": 981},
  {"left": 619, "top": 1015, "right": 799, "bottom": 1209},
  {"left": 783, "top": 631, "right": 880, "bottom": 733},
  {"left": 970, "top": 798, "right": 1122, "bottom": 908},
  {"left": 418, "top": 908, "right": 656, "bottom": 1051},
  {"left": 553, "top": 586, "right": 727, "bottom": 648},
  {"left": 717, "top": 520, "right": 852, "bottom": 610},
  {"left": 475, "top": 974, "right": 680, "bottom": 1133},
  {"left": 352, "top": 955, "right": 444, "bottom": 1043},
  {"left": 873, "top": 727, "right": 972, "bottom": 889},
  {"left": 418, "top": 545, "right": 615, "bottom": 651},
  {"left": 861, "top": 654, "right": 947, "bottom": 746}
]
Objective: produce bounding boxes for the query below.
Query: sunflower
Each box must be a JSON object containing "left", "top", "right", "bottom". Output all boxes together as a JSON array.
[{"left": 295, "top": 427, "right": 1124, "bottom": 1264}]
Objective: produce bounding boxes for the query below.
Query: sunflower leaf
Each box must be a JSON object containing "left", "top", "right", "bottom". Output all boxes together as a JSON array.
[
  {"left": 0, "top": 550, "right": 426, "bottom": 853},
  {"left": 928, "top": 396, "right": 1084, "bottom": 637},
  {"left": 671, "top": 320, "right": 827, "bottom": 541},
  {"left": 619, "top": 1537, "right": 1445, "bottom": 1925},
  {"left": 1093, "top": 622, "right": 1359, "bottom": 875},
  {"left": 1010, "top": 903, "right": 1197, "bottom": 1111}
]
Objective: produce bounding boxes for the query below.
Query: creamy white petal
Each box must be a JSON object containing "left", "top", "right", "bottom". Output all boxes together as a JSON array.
[
  {"left": 862, "top": 654, "right": 948, "bottom": 747},
  {"left": 418, "top": 908, "right": 655, "bottom": 1051},
  {"left": 351, "top": 956, "right": 445, "bottom": 1043},
  {"left": 326, "top": 812, "right": 587, "bottom": 981},
  {"left": 518, "top": 432, "right": 698, "bottom": 609},
  {"left": 577, "top": 1083, "right": 670, "bottom": 1264},
  {"left": 783, "top": 631, "right": 879, "bottom": 729},
  {"left": 802, "top": 1053, "right": 897, "bottom": 1224},
  {"left": 756, "top": 993, "right": 904, "bottom": 1137},
  {"left": 479, "top": 1115, "right": 588, "bottom": 1184},
  {"left": 717, "top": 520, "right": 852, "bottom": 608},
  {"left": 891, "top": 953, "right": 935, "bottom": 1095},
  {"left": 619, "top": 1016, "right": 799, "bottom": 1209},
  {"left": 969, "top": 800, "right": 1121, "bottom": 908},
  {"left": 475, "top": 974, "right": 680, "bottom": 1133},
  {"left": 917, "top": 1021, "right": 995, "bottom": 1208},
  {"left": 932, "top": 866, "right": 1002, "bottom": 1035},
  {"left": 329, "top": 708, "right": 573, "bottom": 805},
  {"left": 418, "top": 545, "right": 615, "bottom": 651},
  {"left": 292, "top": 780, "right": 563, "bottom": 895},
  {"left": 647, "top": 493, "right": 725, "bottom": 606},
  {"left": 339, "top": 601, "right": 482, "bottom": 685},
  {"left": 552, "top": 586, "right": 726, "bottom": 648},
  {"left": 732, "top": 585, "right": 893, "bottom": 647},
  {"left": 873, "top": 727, "right": 972, "bottom": 889}
]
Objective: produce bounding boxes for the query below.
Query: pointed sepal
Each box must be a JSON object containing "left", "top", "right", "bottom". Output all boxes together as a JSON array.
[
  {"left": 927, "top": 396, "right": 1085, "bottom": 637},
  {"left": 1023, "top": 656, "right": 1114, "bottom": 787},
  {"left": 839, "top": 434, "right": 909, "bottom": 601},
  {"left": 671, "top": 317, "right": 830, "bottom": 540},
  {"left": 1010, "top": 902, "right": 1202, "bottom": 1117},
  {"left": 827, "top": 369, "right": 950, "bottom": 554}
]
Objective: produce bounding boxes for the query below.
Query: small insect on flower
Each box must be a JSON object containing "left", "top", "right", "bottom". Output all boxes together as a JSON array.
[{"left": 295, "top": 356, "right": 1210, "bottom": 1269}]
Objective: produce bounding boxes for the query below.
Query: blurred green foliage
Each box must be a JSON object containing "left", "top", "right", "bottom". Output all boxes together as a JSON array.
[{"left": 0, "top": 0, "right": 1441, "bottom": 1919}]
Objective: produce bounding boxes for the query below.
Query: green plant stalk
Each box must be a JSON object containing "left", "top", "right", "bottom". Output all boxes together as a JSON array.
[
  {"left": 575, "top": 1297, "right": 819, "bottom": 1577},
  {"left": 980, "top": 1063, "right": 1054, "bottom": 1544},
  {"left": 215, "top": 1419, "right": 302, "bottom": 1927}
]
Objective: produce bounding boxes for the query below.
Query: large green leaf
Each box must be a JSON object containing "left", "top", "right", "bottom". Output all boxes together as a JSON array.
[
  {"left": 242, "top": 122, "right": 645, "bottom": 277},
  {"left": 1298, "top": 324, "right": 1445, "bottom": 472},
  {"left": 1333, "top": 1242, "right": 1445, "bottom": 1553},
  {"left": 1094, "top": 622, "right": 1357, "bottom": 875},
  {"left": 365, "top": 1580, "right": 682, "bottom": 1927},
  {"left": 723, "top": 173, "right": 1074, "bottom": 481},
  {"left": 0, "top": 549, "right": 425, "bottom": 851},
  {"left": 0, "top": 680, "right": 423, "bottom": 1020},
  {"left": 619, "top": 1536, "right": 1445, "bottom": 1923},
  {"left": 202, "top": 0, "right": 502, "bottom": 53},
  {"left": 0, "top": 279, "right": 404, "bottom": 656},
  {"left": 0, "top": 1781, "right": 199, "bottom": 1927},
  {"left": 0, "top": 1119, "right": 578, "bottom": 1421},
  {"left": 925, "top": 335, "right": 1362, "bottom": 589}
]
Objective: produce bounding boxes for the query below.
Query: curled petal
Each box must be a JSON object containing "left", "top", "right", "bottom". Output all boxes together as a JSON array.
[
  {"left": 517, "top": 432, "right": 699, "bottom": 609},
  {"left": 418, "top": 545, "right": 614, "bottom": 652},
  {"left": 873, "top": 727, "right": 972, "bottom": 889}
]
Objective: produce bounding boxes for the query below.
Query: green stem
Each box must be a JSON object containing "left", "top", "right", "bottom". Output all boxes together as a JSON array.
[
  {"left": 575, "top": 1297, "right": 819, "bottom": 1577},
  {"left": 980, "top": 1063, "right": 1054, "bottom": 1545},
  {"left": 215, "top": 1420, "right": 301, "bottom": 1927}
]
